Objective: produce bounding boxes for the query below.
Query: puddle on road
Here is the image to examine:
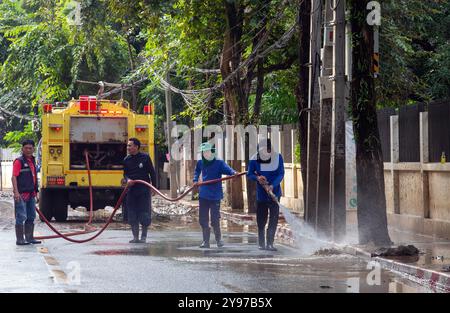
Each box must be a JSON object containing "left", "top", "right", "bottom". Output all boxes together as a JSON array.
[
  {"left": 91, "top": 239, "right": 276, "bottom": 259},
  {"left": 88, "top": 234, "right": 437, "bottom": 293}
]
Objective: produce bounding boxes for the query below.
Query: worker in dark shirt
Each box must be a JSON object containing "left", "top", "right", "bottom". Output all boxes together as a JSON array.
[
  {"left": 123, "top": 138, "right": 157, "bottom": 243},
  {"left": 247, "top": 138, "right": 284, "bottom": 251}
]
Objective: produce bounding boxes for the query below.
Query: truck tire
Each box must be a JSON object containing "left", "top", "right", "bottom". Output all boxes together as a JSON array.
[
  {"left": 53, "top": 191, "right": 68, "bottom": 222},
  {"left": 39, "top": 189, "right": 53, "bottom": 222}
]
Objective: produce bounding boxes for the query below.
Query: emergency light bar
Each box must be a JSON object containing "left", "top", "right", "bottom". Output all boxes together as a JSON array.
[
  {"left": 43, "top": 104, "right": 53, "bottom": 113},
  {"left": 79, "top": 96, "right": 98, "bottom": 113},
  {"left": 143, "top": 105, "right": 152, "bottom": 115}
]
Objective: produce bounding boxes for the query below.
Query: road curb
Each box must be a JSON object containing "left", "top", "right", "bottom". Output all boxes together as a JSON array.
[{"left": 339, "top": 244, "right": 450, "bottom": 292}]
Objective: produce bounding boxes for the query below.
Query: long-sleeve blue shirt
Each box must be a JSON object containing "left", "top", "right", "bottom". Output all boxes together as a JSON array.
[
  {"left": 247, "top": 153, "right": 285, "bottom": 202},
  {"left": 193, "top": 159, "right": 237, "bottom": 201}
]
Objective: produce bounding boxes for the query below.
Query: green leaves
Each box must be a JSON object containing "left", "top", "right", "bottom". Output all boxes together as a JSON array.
[
  {"left": 4, "top": 121, "right": 37, "bottom": 150},
  {"left": 0, "top": 0, "right": 133, "bottom": 146},
  {"left": 378, "top": 0, "right": 450, "bottom": 106}
]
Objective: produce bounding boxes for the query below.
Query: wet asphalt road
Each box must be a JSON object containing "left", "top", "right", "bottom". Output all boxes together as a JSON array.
[{"left": 0, "top": 199, "right": 433, "bottom": 293}]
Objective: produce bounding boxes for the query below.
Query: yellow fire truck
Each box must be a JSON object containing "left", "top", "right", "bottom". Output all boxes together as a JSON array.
[{"left": 39, "top": 96, "right": 154, "bottom": 221}]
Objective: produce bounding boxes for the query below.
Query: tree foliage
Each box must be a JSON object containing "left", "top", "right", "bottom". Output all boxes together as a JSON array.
[
  {"left": 0, "top": 0, "right": 449, "bottom": 149},
  {"left": 379, "top": 0, "right": 450, "bottom": 106}
]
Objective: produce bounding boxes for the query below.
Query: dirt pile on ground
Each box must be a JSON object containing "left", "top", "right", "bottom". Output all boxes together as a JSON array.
[
  {"left": 0, "top": 191, "right": 12, "bottom": 201},
  {"left": 371, "top": 245, "right": 420, "bottom": 257},
  {"left": 313, "top": 248, "right": 343, "bottom": 256},
  {"left": 152, "top": 198, "right": 197, "bottom": 217}
]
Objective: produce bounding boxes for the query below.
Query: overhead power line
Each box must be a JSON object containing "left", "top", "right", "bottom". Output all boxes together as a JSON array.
[{"left": 0, "top": 105, "right": 37, "bottom": 121}]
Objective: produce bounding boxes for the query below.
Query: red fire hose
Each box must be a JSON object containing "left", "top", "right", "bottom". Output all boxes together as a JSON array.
[
  {"left": 35, "top": 158, "right": 247, "bottom": 243},
  {"left": 85, "top": 150, "right": 94, "bottom": 225},
  {"left": 35, "top": 151, "right": 97, "bottom": 240}
]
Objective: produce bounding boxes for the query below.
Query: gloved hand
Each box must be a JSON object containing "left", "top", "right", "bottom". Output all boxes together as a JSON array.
[
  {"left": 192, "top": 184, "right": 199, "bottom": 195},
  {"left": 257, "top": 175, "right": 268, "bottom": 186}
]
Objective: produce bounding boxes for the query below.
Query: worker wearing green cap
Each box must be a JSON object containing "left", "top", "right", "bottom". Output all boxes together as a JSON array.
[{"left": 193, "top": 142, "right": 237, "bottom": 248}]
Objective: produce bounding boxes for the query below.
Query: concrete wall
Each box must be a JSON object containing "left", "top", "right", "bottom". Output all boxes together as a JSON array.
[
  {"left": 384, "top": 113, "right": 450, "bottom": 239},
  {"left": 398, "top": 171, "right": 423, "bottom": 216},
  {"left": 429, "top": 172, "right": 450, "bottom": 221},
  {"left": 1, "top": 161, "right": 14, "bottom": 189},
  {"left": 0, "top": 148, "right": 20, "bottom": 190}
]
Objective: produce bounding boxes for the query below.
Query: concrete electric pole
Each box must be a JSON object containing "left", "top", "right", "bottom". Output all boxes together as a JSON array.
[
  {"left": 330, "top": 0, "right": 347, "bottom": 241},
  {"left": 305, "top": 0, "right": 323, "bottom": 226},
  {"left": 315, "top": 0, "right": 334, "bottom": 236},
  {"left": 165, "top": 71, "right": 178, "bottom": 198}
]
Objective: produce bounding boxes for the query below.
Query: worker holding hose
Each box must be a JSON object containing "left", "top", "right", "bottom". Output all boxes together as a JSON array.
[
  {"left": 11, "top": 139, "right": 41, "bottom": 245},
  {"left": 247, "top": 138, "right": 284, "bottom": 251},
  {"left": 193, "top": 142, "right": 237, "bottom": 248},
  {"left": 123, "top": 138, "right": 157, "bottom": 243}
]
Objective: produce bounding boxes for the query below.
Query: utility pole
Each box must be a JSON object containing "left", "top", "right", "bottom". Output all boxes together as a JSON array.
[
  {"left": 315, "top": 0, "right": 333, "bottom": 236},
  {"left": 330, "top": 0, "right": 347, "bottom": 241},
  {"left": 165, "top": 71, "right": 178, "bottom": 198},
  {"left": 305, "top": 0, "right": 323, "bottom": 225}
]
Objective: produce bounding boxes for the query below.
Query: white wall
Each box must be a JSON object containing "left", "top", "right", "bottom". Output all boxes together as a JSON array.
[{"left": 1, "top": 148, "right": 20, "bottom": 190}]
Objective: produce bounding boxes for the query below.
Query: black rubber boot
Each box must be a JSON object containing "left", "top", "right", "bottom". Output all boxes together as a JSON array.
[
  {"left": 139, "top": 226, "right": 148, "bottom": 243},
  {"left": 129, "top": 224, "right": 139, "bottom": 243},
  {"left": 15, "top": 225, "right": 30, "bottom": 246},
  {"left": 199, "top": 227, "right": 210, "bottom": 248},
  {"left": 258, "top": 228, "right": 266, "bottom": 250},
  {"left": 266, "top": 229, "right": 277, "bottom": 251},
  {"left": 25, "top": 224, "right": 41, "bottom": 244},
  {"left": 213, "top": 227, "right": 224, "bottom": 248}
]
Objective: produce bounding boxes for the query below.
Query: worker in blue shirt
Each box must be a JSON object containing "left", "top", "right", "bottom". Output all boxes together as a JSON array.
[
  {"left": 247, "top": 138, "right": 284, "bottom": 251},
  {"left": 193, "top": 142, "right": 237, "bottom": 248}
]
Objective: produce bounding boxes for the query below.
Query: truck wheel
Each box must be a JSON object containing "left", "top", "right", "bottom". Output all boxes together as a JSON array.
[
  {"left": 53, "top": 192, "right": 68, "bottom": 222},
  {"left": 39, "top": 189, "right": 53, "bottom": 222}
]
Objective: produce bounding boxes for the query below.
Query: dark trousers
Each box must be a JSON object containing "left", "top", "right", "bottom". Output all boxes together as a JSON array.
[
  {"left": 256, "top": 200, "right": 280, "bottom": 245},
  {"left": 199, "top": 198, "right": 221, "bottom": 229},
  {"left": 126, "top": 191, "right": 151, "bottom": 227}
]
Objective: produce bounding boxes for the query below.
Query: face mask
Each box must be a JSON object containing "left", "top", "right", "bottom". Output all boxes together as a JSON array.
[
  {"left": 202, "top": 155, "right": 215, "bottom": 166},
  {"left": 202, "top": 149, "right": 216, "bottom": 165},
  {"left": 257, "top": 148, "right": 272, "bottom": 164}
]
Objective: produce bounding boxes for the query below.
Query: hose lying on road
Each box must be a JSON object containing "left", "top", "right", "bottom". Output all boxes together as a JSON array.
[{"left": 35, "top": 163, "right": 247, "bottom": 243}]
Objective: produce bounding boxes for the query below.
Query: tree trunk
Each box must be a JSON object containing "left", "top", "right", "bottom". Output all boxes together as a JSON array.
[
  {"left": 246, "top": 58, "right": 265, "bottom": 214},
  {"left": 349, "top": 0, "right": 392, "bottom": 246},
  {"left": 221, "top": 1, "right": 245, "bottom": 211}
]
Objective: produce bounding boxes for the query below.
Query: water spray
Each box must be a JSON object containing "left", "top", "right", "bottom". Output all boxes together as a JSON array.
[{"left": 254, "top": 172, "right": 331, "bottom": 254}]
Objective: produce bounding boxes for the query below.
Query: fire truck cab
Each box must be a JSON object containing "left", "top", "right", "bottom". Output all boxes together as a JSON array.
[{"left": 39, "top": 96, "right": 154, "bottom": 221}]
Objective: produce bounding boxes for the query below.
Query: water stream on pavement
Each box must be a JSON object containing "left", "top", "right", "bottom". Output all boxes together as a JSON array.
[{"left": 277, "top": 203, "right": 329, "bottom": 254}]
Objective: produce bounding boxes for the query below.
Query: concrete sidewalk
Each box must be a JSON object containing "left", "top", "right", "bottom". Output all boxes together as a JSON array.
[{"left": 0, "top": 200, "right": 64, "bottom": 293}]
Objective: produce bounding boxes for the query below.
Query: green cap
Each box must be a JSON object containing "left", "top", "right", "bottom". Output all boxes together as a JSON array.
[{"left": 200, "top": 142, "right": 214, "bottom": 152}]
